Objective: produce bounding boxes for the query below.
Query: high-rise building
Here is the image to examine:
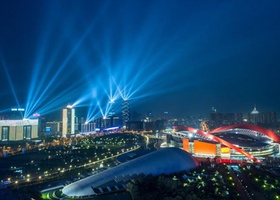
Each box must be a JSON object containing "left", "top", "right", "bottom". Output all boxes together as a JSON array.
[
  {"left": 210, "top": 110, "right": 244, "bottom": 128},
  {"left": 81, "top": 122, "right": 96, "bottom": 133},
  {"left": 249, "top": 105, "right": 260, "bottom": 124},
  {"left": 248, "top": 105, "right": 277, "bottom": 125},
  {"left": 45, "top": 121, "right": 61, "bottom": 134},
  {"left": 236, "top": 113, "right": 243, "bottom": 124},
  {"left": 259, "top": 112, "right": 277, "bottom": 124},
  {"left": 122, "top": 100, "right": 129, "bottom": 127},
  {"left": 62, "top": 105, "right": 75, "bottom": 136}
]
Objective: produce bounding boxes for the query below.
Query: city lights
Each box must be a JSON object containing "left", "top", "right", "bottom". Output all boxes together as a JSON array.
[{"left": 0, "top": 1, "right": 280, "bottom": 199}]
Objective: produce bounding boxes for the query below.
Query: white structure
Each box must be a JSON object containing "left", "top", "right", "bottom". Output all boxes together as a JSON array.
[
  {"left": 62, "top": 148, "right": 199, "bottom": 197},
  {"left": 250, "top": 105, "right": 260, "bottom": 124},
  {"left": 62, "top": 105, "right": 75, "bottom": 136},
  {"left": 251, "top": 105, "right": 259, "bottom": 115}
]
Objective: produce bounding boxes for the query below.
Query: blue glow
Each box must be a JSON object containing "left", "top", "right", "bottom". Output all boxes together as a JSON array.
[
  {"left": 104, "top": 77, "right": 120, "bottom": 103},
  {"left": 1, "top": 1, "right": 190, "bottom": 118},
  {"left": 0, "top": 57, "right": 21, "bottom": 110},
  {"left": 0, "top": 1, "right": 194, "bottom": 119},
  {"left": 86, "top": 99, "right": 99, "bottom": 123},
  {"left": 0, "top": 108, "right": 11, "bottom": 114},
  {"left": 1, "top": 1, "right": 279, "bottom": 116}
]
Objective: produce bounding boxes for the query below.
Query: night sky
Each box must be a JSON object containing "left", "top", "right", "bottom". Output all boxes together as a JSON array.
[{"left": 0, "top": 0, "right": 280, "bottom": 117}]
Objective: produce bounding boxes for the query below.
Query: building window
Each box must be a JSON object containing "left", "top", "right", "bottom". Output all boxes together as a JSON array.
[
  {"left": 23, "top": 125, "right": 32, "bottom": 139},
  {"left": 2, "top": 126, "right": 9, "bottom": 141}
]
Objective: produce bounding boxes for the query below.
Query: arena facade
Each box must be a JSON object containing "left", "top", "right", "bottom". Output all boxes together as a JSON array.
[{"left": 172, "top": 124, "right": 280, "bottom": 162}]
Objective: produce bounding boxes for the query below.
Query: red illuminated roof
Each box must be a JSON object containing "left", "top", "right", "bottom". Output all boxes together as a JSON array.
[
  {"left": 209, "top": 124, "right": 280, "bottom": 144},
  {"left": 173, "top": 124, "right": 280, "bottom": 162}
]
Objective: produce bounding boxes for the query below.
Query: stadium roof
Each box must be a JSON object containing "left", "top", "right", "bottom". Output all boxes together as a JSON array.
[
  {"left": 210, "top": 124, "right": 280, "bottom": 143},
  {"left": 174, "top": 124, "right": 280, "bottom": 162},
  {"left": 62, "top": 148, "right": 199, "bottom": 197}
]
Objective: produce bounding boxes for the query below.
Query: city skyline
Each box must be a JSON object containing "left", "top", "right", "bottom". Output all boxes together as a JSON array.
[{"left": 1, "top": 1, "right": 280, "bottom": 117}]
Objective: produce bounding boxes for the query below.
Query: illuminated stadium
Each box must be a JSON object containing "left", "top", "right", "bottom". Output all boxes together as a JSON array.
[{"left": 170, "top": 124, "right": 280, "bottom": 162}]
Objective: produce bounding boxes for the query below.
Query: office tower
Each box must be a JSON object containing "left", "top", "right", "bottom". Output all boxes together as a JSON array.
[
  {"left": 62, "top": 105, "right": 75, "bottom": 136},
  {"left": 122, "top": 100, "right": 129, "bottom": 128}
]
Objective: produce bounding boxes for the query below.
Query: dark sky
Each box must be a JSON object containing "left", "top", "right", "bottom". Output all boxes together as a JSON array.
[{"left": 0, "top": 0, "right": 280, "bottom": 117}]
